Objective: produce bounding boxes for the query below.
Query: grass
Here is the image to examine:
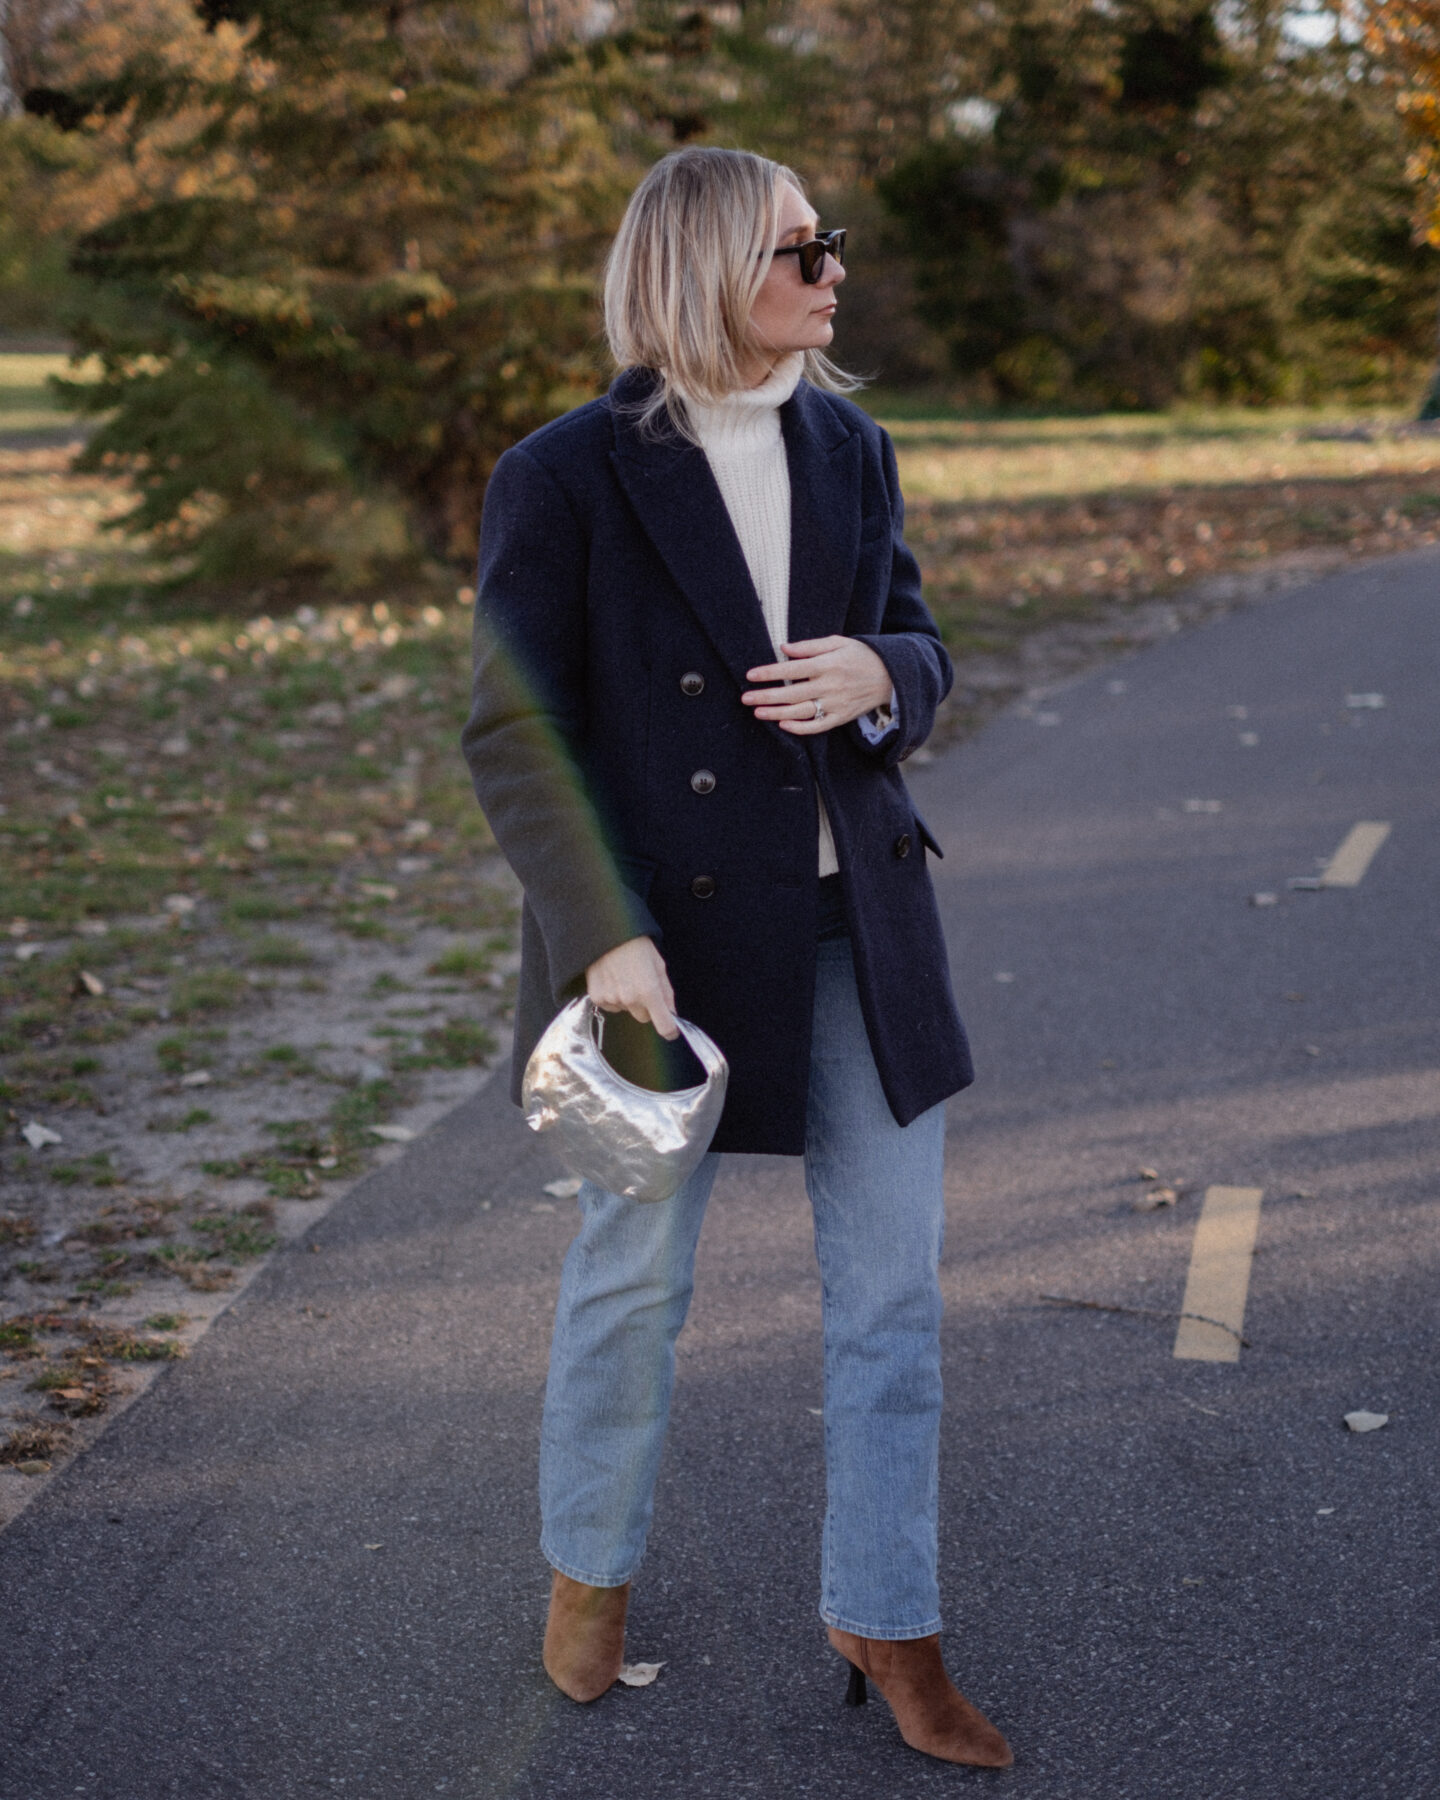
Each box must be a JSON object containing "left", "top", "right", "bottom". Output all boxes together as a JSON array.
[
  {"left": 0, "top": 352, "right": 93, "bottom": 436},
  {"left": 873, "top": 404, "right": 1439, "bottom": 503},
  {"left": 146, "top": 1106, "right": 214, "bottom": 1133},
  {"left": 857, "top": 400, "right": 1440, "bottom": 664},
  {"left": 392, "top": 1016, "right": 497, "bottom": 1070},
  {"left": 190, "top": 1204, "right": 279, "bottom": 1260},
  {"left": 243, "top": 933, "right": 314, "bottom": 966}
]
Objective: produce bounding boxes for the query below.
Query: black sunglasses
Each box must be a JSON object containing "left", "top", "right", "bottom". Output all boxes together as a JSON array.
[{"left": 772, "top": 229, "right": 846, "bottom": 283}]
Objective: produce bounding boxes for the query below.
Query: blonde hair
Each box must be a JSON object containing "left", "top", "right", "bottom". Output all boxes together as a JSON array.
[{"left": 603, "top": 146, "right": 860, "bottom": 440}]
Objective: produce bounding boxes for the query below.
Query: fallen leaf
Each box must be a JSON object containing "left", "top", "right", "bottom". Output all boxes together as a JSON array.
[
  {"left": 245, "top": 830, "right": 270, "bottom": 852},
  {"left": 1317, "top": 1507, "right": 1335, "bottom": 1516},
  {"left": 179, "top": 1070, "right": 212, "bottom": 1087},
  {"left": 359, "top": 882, "right": 398, "bottom": 901},
  {"left": 160, "top": 734, "right": 191, "bottom": 756},
  {"left": 15, "top": 942, "right": 44, "bottom": 961},
  {"left": 317, "top": 1156, "right": 338, "bottom": 1170},
  {"left": 162, "top": 894, "right": 196, "bottom": 915},
  {"left": 1250, "top": 892, "right": 1280, "bottom": 907},
  {"left": 77, "top": 920, "right": 108, "bottom": 937},
  {"left": 532, "top": 1202, "right": 557, "bottom": 1214},
  {"left": 22, "top": 1122, "right": 63, "bottom": 1149},
  {"left": 1181, "top": 1577, "right": 1204, "bottom": 1587},
  {"left": 1344, "top": 693, "right": 1385, "bottom": 709},
  {"left": 52, "top": 1387, "right": 88, "bottom": 1402},
  {"left": 400, "top": 819, "right": 432, "bottom": 842},
  {"left": 1132, "top": 1187, "right": 1177, "bottom": 1211},
  {"left": 1136, "top": 1166, "right": 1160, "bottom": 1181},
  {"left": 15, "top": 1460, "right": 51, "bottom": 1476},
  {"left": 367, "top": 1124, "right": 414, "bottom": 1142},
  {"left": 75, "top": 970, "right": 105, "bottom": 997},
  {"left": 1183, "top": 798, "right": 1222, "bottom": 813},
  {"left": 364, "top": 1542, "right": 384, "bottom": 1550},
  {"left": 993, "top": 970, "right": 1015, "bottom": 983},
  {"left": 617, "top": 1663, "right": 663, "bottom": 1688},
  {"left": 324, "top": 831, "right": 358, "bottom": 848},
  {"left": 1343, "top": 1410, "right": 1389, "bottom": 1433},
  {"left": 1238, "top": 732, "right": 1260, "bottom": 747},
  {"left": 542, "top": 1177, "right": 583, "bottom": 1199}
]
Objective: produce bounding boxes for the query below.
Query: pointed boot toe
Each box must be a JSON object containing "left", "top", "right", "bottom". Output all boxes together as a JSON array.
[{"left": 828, "top": 1627, "right": 1013, "bottom": 1768}]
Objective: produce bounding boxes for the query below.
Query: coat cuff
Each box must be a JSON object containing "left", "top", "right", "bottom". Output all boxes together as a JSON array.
[
  {"left": 854, "top": 690, "right": 899, "bottom": 746},
  {"left": 540, "top": 879, "right": 663, "bottom": 1003},
  {"left": 850, "top": 634, "right": 947, "bottom": 768}
]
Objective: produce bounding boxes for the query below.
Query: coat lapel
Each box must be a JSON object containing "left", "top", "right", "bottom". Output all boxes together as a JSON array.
[
  {"left": 608, "top": 370, "right": 862, "bottom": 696},
  {"left": 781, "top": 381, "right": 862, "bottom": 646},
  {"left": 608, "top": 373, "right": 775, "bottom": 699}
]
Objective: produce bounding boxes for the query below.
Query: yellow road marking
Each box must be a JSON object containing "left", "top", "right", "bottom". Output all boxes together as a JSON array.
[
  {"left": 1322, "top": 821, "right": 1391, "bottom": 888},
  {"left": 1174, "top": 1186, "right": 1264, "bottom": 1363}
]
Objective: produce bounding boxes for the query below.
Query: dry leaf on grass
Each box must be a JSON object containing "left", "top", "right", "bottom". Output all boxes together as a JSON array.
[{"left": 21, "top": 1122, "right": 62, "bottom": 1149}]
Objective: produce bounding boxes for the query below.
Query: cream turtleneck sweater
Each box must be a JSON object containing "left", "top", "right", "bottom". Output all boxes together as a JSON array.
[{"left": 681, "top": 354, "right": 842, "bottom": 876}]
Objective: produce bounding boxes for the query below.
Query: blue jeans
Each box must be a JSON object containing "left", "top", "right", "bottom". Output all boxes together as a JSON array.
[{"left": 538, "top": 933, "right": 947, "bottom": 1639}]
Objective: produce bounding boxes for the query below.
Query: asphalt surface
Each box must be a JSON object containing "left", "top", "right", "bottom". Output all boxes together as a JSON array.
[{"left": 1, "top": 550, "right": 1437, "bottom": 1800}]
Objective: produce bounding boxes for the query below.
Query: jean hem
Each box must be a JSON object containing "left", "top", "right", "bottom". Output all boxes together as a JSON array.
[
  {"left": 821, "top": 1608, "right": 942, "bottom": 1641},
  {"left": 542, "top": 1543, "right": 639, "bottom": 1588}
]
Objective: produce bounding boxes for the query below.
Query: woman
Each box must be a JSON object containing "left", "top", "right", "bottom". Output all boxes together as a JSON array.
[{"left": 462, "top": 146, "right": 1011, "bottom": 1770}]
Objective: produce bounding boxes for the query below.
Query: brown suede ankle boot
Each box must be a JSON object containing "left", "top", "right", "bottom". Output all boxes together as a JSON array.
[
  {"left": 542, "top": 1571, "right": 630, "bottom": 1703},
  {"left": 828, "top": 1627, "right": 1013, "bottom": 1768}
]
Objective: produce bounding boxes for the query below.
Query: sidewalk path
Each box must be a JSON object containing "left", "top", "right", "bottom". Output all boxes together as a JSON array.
[{"left": 1, "top": 552, "right": 1437, "bottom": 1799}]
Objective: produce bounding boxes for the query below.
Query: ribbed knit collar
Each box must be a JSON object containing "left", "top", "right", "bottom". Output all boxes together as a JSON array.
[{"left": 681, "top": 352, "right": 804, "bottom": 456}]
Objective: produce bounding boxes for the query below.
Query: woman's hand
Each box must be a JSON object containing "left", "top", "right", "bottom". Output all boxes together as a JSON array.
[
  {"left": 586, "top": 936, "right": 680, "bottom": 1040},
  {"left": 742, "top": 636, "right": 893, "bottom": 734}
]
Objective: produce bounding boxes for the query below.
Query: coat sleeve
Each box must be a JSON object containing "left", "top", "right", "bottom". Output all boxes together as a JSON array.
[
  {"left": 460, "top": 444, "right": 661, "bottom": 1002},
  {"left": 848, "top": 426, "right": 954, "bottom": 770}
]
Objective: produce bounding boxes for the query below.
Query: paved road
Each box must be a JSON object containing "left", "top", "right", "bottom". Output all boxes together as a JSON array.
[{"left": 2, "top": 552, "right": 1437, "bottom": 1800}]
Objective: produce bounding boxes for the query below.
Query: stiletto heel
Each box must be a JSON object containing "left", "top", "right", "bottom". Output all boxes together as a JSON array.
[{"left": 827, "top": 1628, "right": 1013, "bottom": 1767}]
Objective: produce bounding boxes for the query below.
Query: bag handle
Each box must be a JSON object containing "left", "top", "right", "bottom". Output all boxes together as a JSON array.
[{"left": 582, "top": 996, "right": 727, "bottom": 1093}]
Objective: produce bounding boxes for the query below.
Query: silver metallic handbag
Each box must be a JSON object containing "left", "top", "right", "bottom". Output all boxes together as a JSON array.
[{"left": 522, "top": 996, "right": 728, "bottom": 1203}]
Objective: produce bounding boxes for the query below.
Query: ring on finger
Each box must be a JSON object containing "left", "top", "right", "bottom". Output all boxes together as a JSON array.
[{"left": 812, "top": 700, "right": 825, "bottom": 721}]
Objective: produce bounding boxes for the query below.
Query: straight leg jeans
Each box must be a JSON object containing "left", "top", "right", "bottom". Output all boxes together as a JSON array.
[{"left": 538, "top": 933, "right": 947, "bottom": 1639}]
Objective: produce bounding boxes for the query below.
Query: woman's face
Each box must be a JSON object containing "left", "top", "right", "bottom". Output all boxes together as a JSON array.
[{"left": 743, "top": 181, "right": 845, "bottom": 379}]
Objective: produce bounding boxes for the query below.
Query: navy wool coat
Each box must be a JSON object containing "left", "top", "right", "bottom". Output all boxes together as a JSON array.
[{"left": 460, "top": 368, "right": 974, "bottom": 1156}]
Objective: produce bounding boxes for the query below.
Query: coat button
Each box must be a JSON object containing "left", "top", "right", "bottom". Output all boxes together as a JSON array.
[
  {"left": 680, "top": 671, "right": 705, "bottom": 696},
  {"left": 690, "top": 769, "right": 716, "bottom": 795},
  {"left": 690, "top": 874, "right": 716, "bottom": 899},
  {"left": 894, "top": 832, "right": 912, "bottom": 859}
]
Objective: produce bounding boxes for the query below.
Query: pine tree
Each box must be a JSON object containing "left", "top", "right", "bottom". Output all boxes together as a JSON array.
[{"left": 46, "top": 0, "right": 728, "bottom": 580}]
